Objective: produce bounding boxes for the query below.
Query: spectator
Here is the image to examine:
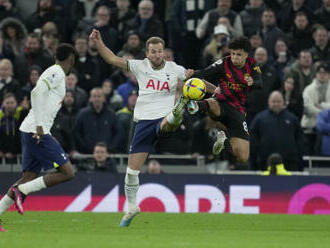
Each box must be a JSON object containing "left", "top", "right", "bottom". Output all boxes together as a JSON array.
[
  {"left": 257, "top": 8, "right": 285, "bottom": 58},
  {"left": 25, "top": 0, "right": 67, "bottom": 40},
  {"left": 217, "top": 16, "right": 241, "bottom": 38},
  {"left": 51, "top": 90, "right": 78, "bottom": 156},
  {"left": 118, "top": 30, "right": 145, "bottom": 59},
  {"left": 272, "top": 38, "right": 295, "bottom": 82},
  {"left": 117, "top": 69, "right": 138, "bottom": 106},
  {"left": 202, "top": 24, "right": 230, "bottom": 67},
  {"left": 102, "top": 78, "right": 123, "bottom": 111},
  {"left": 316, "top": 108, "right": 330, "bottom": 156},
  {"left": 110, "top": 0, "right": 136, "bottom": 44},
  {"left": 65, "top": 70, "right": 88, "bottom": 109},
  {"left": 0, "top": 93, "right": 28, "bottom": 161},
  {"left": 170, "top": 0, "right": 212, "bottom": 68},
  {"left": 70, "top": 0, "right": 99, "bottom": 28},
  {"left": 310, "top": 26, "right": 330, "bottom": 64},
  {"left": 250, "top": 91, "right": 304, "bottom": 171},
  {"left": 116, "top": 89, "right": 137, "bottom": 153},
  {"left": 287, "top": 11, "right": 313, "bottom": 58},
  {"left": 164, "top": 48, "right": 174, "bottom": 62},
  {"left": 74, "top": 87, "right": 122, "bottom": 153},
  {"left": 125, "top": 0, "right": 164, "bottom": 41},
  {"left": 239, "top": 0, "right": 265, "bottom": 37},
  {"left": 277, "top": 0, "right": 315, "bottom": 33},
  {"left": 84, "top": 17, "right": 115, "bottom": 82},
  {"left": 314, "top": 0, "right": 330, "bottom": 30},
  {"left": 92, "top": 0, "right": 117, "bottom": 15},
  {"left": 15, "top": 33, "right": 54, "bottom": 84},
  {"left": 21, "top": 65, "right": 41, "bottom": 100},
  {"left": 0, "top": 0, "right": 19, "bottom": 22},
  {"left": 286, "top": 49, "right": 316, "bottom": 93},
  {"left": 146, "top": 159, "right": 162, "bottom": 174},
  {"left": 261, "top": 153, "right": 292, "bottom": 175},
  {"left": 0, "top": 31, "right": 15, "bottom": 61},
  {"left": 78, "top": 142, "right": 118, "bottom": 173},
  {"left": 0, "top": 58, "right": 21, "bottom": 102},
  {"left": 93, "top": 5, "right": 119, "bottom": 53},
  {"left": 73, "top": 34, "right": 100, "bottom": 92},
  {"left": 301, "top": 63, "right": 330, "bottom": 155},
  {"left": 0, "top": 17, "right": 27, "bottom": 58},
  {"left": 196, "top": 0, "right": 243, "bottom": 40},
  {"left": 280, "top": 75, "right": 304, "bottom": 120},
  {"left": 40, "top": 21, "right": 60, "bottom": 56},
  {"left": 248, "top": 32, "right": 263, "bottom": 56},
  {"left": 246, "top": 46, "right": 279, "bottom": 124}
]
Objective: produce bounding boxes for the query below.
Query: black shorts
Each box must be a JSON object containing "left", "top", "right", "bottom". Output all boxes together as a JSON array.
[{"left": 214, "top": 99, "right": 249, "bottom": 141}]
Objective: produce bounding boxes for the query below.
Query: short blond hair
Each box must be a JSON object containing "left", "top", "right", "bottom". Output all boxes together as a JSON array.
[
  {"left": 0, "top": 58, "right": 13, "bottom": 76},
  {"left": 146, "top": 36, "right": 165, "bottom": 51}
]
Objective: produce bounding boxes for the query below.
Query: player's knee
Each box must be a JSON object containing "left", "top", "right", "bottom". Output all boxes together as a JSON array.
[
  {"left": 233, "top": 147, "right": 249, "bottom": 163},
  {"left": 61, "top": 163, "right": 75, "bottom": 181},
  {"left": 66, "top": 167, "right": 75, "bottom": 180},
  {"left": 237, "top": 152, "right": 249, "bottom": 163}
]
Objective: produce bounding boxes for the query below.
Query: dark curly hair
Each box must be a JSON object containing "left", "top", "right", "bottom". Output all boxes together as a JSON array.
[{"left": 228, "top": 36, "right": 251, "bottom": 53}]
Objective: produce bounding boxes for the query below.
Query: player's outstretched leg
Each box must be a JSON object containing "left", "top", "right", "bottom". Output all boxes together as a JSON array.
[
  {"left": 187, "top": 100, "right": 199, "bottom": 114},
  {"left": 120, "top": 157, "right": 144, "bottom": 227},
  {"left": 119, "top": 206, "right": 140, "bottom": 227},
  {"left": 168, "top": 96, "right": 189, "bottom": 125},
  {"left": 213, "top": 130, "right": 227, "bottom": 155},
  {"left": 11, "top": 186, "right": 25, "bottom": 215}
]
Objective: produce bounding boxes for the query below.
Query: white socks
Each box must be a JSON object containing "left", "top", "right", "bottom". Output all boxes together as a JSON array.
[
  {"left": 0, "top": 194, "right": 14, "bottom": 215},
  {"left": 125, "top": 167, "right": 140, "bottom": 212},
  {"left": 18, "top": 177, "right": 47, "bottom": 195}
]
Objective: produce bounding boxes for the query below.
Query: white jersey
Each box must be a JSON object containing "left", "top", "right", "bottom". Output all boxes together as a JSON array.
[
  {"left": 20, "top": 64, "right": 66, "bottom": 134},
  {"left": 128, "top": 58, "right": 186, "bottom": 121}
]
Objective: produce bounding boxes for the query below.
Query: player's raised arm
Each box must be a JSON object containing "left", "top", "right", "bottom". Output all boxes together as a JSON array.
[
  {"left": 89, "top": 29, "right": 128, "bottom": 71},
  {"left": 202, "top": 79, "right": 217, "bottom": 94}
]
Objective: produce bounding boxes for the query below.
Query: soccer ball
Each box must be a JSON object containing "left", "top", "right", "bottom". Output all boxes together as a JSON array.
[{"left": 183, "top": 78, "right": 206, "bottom": 100}]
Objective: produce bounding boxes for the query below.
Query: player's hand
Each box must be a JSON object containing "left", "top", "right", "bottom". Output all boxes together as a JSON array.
[
  {"left": 185, "top": 69, "right": 194, "bottom": 79},
  {"left": 244, "top": 75, "right": 253, "bottom": 86},
  {"left": 214, "top": 86, "right": 221, "bottom": 95},
  {"left": 89, "top": 29, "right": 101, "bottom": 42},
  {"left": 33, "top": 126, "right": 44, "bottom": 144}
]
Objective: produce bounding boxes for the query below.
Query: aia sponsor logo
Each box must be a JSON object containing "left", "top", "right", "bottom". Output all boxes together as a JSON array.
[{"left": 146, "top": 79, "right": 170, "bottom": 92}]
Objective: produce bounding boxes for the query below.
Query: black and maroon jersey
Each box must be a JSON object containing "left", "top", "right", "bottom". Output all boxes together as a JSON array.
[{"left": 194, "top": 56, "right": 262, "bottom": 114}]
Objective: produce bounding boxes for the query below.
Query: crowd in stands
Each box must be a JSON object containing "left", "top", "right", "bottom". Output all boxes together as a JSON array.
[{"left": 1, "top": 0, "right": 330, "bottom": 172}]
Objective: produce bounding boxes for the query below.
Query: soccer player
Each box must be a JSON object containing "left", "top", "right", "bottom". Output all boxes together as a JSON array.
[
  {"left": 186, "top": 37, "right": 262, "bottom": 163},
  {"left": 0, "top": 44, "right": 76, "bottom": 226},
  {"left": 89, "top": 29, "right": 192, "bottom": 227}
]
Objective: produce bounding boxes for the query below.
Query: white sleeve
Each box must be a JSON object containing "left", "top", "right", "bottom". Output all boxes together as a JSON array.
[
  {"left": 128, "top": 59, "right": 141, "bottom": 76},
  {"left": 176, "top": 65, "right": 187, "bottom": 81},
  {"left": 31, "top": 78, "right": 49, "bottom": 126}
]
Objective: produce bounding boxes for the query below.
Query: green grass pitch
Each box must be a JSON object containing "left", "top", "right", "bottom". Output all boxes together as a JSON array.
[{"left": 1, "top": 212, "right": 330, "bottom": 248}]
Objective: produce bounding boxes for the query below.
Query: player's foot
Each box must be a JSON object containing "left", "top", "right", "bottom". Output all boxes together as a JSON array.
[
  {"left": 172, "top": 96, "right": 189, "bottom": 117},
  {"left": 0, "top": 219, "right": 6, "bottom": 232},
  {"left": 187, "top": 100, "right": 199, "bottom": 115},
  {"left": 213, "top": 130, "right": 227, "bottom": 155},
  {"left": 11, "top": 186, "right": 24, "bottom": 215},
  {"left": 119, "top": 206, "right": 140, "bottom": 227}
]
